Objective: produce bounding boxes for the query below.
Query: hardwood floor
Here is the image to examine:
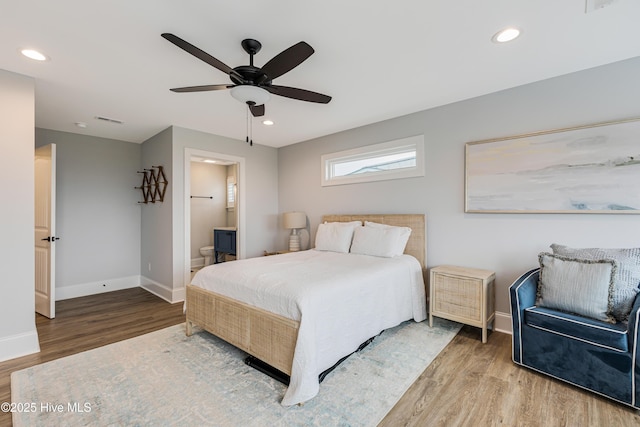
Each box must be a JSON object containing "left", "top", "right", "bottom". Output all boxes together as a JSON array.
[
  {"left": 380, "top": 326, "right": 640, "bottom": 427},
  {"left": 1, "top": 289, "right": 639, "bottom": 426},
  {"left": 0, "top": 288, "right": 185, "bottom": 427}
]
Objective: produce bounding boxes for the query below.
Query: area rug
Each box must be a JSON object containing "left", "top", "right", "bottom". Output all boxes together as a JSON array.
[{"left": 12, "top": 318, "right": 460, "bottom": 427}]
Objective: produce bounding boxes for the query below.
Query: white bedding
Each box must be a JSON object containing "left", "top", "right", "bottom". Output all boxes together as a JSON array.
[{"left": 190, "top": 249, "right": 427, "bottom": 406}]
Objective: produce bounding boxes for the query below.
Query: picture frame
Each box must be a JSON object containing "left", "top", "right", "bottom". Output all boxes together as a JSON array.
[{"left": 465, "top": 118, "right": 640, "bottom": 214}]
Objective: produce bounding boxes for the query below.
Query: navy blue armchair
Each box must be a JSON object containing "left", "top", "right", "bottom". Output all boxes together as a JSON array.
[{"left": 510, "top": 268, "right": 640, "bottom": 408}]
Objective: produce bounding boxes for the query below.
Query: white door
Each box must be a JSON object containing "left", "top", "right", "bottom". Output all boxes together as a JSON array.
[{"left": 35, "top": 144, "right": 56, "bottom": 318}]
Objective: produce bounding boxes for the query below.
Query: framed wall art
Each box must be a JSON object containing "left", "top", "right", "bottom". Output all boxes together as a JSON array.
[{"left": 465, "top": 118, "right": 640, "bottom": 214}]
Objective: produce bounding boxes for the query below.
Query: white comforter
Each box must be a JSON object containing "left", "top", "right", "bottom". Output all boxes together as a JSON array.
[{"left": 190, "top": 249, "right": 427, "bottom": 406}]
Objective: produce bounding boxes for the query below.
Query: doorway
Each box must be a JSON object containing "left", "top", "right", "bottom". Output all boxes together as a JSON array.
[
  {"left": 34, "top": 143, "right": 56, "bottom": 318},
  {"left": 183, "top": 148, "right": 246, "bottom": 286}
]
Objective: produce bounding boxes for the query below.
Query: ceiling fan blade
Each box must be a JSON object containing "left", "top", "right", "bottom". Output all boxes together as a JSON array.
[
  {"left": 260, "top": 42, "right": 314, "bottom": 80},
  {"left": 265, "top": 85, "right": 331, "bottom": 104},
  {"left": 161, "top": 33, "right": 245, "bottom": 82},
  {"left": 170, "top": 84, "right": 234, "bottom": 93},
  {"left": 249, "top": 104, "right": 265, "bottom": 117}
]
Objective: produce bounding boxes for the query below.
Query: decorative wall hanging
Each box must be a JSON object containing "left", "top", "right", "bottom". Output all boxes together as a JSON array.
[
  {"left": 465, "top": 118, "right": 640, "bottom": 214},
  {"left": 136, "top": 166, "right": 168, "bottom": 204}
]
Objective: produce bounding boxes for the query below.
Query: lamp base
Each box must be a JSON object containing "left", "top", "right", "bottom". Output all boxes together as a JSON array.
[{"left": 289, "top": 232, "right": 301, "bottom": 252}]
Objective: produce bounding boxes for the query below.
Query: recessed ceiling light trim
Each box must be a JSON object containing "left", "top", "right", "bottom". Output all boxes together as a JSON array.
[
  {"left": 20, "top": 48, "right": 49, "bottom": 61},
  {"left": 492, "top": 27, "right": 521, "bottom": 43},
  {"left": 262, "top": 120, "right": 274, "bottom": 126}
]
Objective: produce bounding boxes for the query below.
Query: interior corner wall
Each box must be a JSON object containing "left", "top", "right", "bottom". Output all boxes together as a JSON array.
[
  {"left": 0, "top": 69, "right": 39, "bottom": 361},
  {"left": 35, "top": 129, "right": 142, "bottom": 300},
  {"left": 140, "top": 127, "right": 174, "bottom": 300},
  {"left": 277, "top": 56, "right": 640, "bottom": 325},
  {"left": 172, "top": 126, "right": 280, "bottom": 264}
]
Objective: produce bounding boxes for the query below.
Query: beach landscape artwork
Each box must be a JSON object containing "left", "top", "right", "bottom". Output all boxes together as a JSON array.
[{"left": 465, "top": 118, "right": 640, "bottom": 213}]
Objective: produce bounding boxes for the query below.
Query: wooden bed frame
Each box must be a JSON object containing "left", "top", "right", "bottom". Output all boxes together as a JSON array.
[{"left": 185, "top": 214, "right": 427, "bottom": 376}]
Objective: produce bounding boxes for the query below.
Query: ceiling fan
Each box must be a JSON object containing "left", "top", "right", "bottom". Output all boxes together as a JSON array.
[{"left": 161, "top": 33, "right": 332, "bottom": 118}]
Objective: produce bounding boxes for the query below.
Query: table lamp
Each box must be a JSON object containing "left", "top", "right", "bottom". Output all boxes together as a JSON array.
[{"left": 283, "top": 211, "right": 306, "bottom": 251}]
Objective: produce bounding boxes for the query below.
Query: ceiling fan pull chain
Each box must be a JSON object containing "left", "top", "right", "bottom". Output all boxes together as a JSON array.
[
  {"left": 249, "top": 104, "right": 253, "bottom": 146},
  {"left": 245, "top": 104, "right": 250, "bottom": 144}
]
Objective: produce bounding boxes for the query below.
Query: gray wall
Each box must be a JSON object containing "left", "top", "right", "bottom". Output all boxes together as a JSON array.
[
  {"left": 35, "top": 129, "right": 142, "bottom": 298},
  {"left": 0, "top": 70, "right": 39, "bottom": 361},
  {"left": 140, "top": 126, "right": 279, "bottom": 302},
  {"left": 140, "top": 127, "right": 174, "bottom": 296},
  {"left": 278, "top": 56, "right": 640, "bottom": 323}
]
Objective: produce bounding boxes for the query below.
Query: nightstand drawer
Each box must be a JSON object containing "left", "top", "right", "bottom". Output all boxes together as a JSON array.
[{"left": 432, "top": 274, "right": 482, "bottom": 321}]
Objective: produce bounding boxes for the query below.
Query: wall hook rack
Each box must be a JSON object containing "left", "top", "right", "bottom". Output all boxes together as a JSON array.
[{"left": 136, "top": 165, "right": 168, "bottom": 204}]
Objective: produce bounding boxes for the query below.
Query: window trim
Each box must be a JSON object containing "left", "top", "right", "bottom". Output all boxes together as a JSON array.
[{"left": 321, "top": 135, "right": 425, "bottom": 187}]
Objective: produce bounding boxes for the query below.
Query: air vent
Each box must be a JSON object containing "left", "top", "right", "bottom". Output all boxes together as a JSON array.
[
  {"left": 585, "top": 0, "right": 618, "bottom": 13},
  {"left": 94, "top": 116, "right": 124, "bottom": 125}
]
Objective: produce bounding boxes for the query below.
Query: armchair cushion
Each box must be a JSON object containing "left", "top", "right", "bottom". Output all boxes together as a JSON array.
[{"left": 524, "top": 306, "right": 629, "bottom": 352}]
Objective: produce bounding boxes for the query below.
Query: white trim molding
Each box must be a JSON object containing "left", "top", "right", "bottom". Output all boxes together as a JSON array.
[
  {"left": 494, "top": 311, "right": 512, "bottom": 335},
  {"left": 55, "top": 275, "right": 140, "bottom": 301},
  {"left": 0, "top": 330, "right": 40, "bottom": 362},
  {"left": 140, "top": 276, "right": 185, "bottom": 304}
]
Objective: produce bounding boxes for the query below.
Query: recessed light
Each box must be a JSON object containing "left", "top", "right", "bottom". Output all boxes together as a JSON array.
[
  {"left": 262, "top": 120, "right": 274, "bottom": 126},
  {"left": 203, "top": 159, "right": 217, "bottom": 164},
  {"left": 492, "top": 27, "right": 521, "bottom": 43},
  {"left": 20, "top": 48, "right": 49, "bottom": 61}
]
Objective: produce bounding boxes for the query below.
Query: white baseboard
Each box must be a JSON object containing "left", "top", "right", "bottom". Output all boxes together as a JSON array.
[
  {"left": 140, "top": 276, "right": 185, "bottom": 304},
  {"left": 0, "top": 329, "right": 40, "bottom": 362},
  {"left": 56, "top": 275, "right": 140, "bottom": 301},
  {"left": 494, "top": 311, "right": 512, "bottom": 335},
  {"left": 191, "top": 257, "right": 204, "bottom": 269}
]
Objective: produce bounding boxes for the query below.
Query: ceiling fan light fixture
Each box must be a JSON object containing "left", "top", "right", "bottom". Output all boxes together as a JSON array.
[{"left": 230, "top": 85, "right": 270, "bottom": 106}]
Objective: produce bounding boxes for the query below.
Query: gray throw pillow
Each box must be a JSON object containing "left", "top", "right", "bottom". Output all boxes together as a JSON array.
[
  {"left": 537, "top": 252, "right": 617, "bottom": 324},
  {"left": 551, "top": 244, "right": 640, "bottom": 322}
]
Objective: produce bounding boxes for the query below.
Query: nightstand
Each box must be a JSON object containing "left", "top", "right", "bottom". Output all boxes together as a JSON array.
[
  {"left": 263, "top": 250, "right": 291, "bottom": 256},
  {"left": 429, "top": 265, "right": 495, "bottom": 343}
]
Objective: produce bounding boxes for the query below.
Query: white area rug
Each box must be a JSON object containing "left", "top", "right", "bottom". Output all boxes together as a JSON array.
[{"left": 12, "top": 318, "right": 460, "bottom": 426}]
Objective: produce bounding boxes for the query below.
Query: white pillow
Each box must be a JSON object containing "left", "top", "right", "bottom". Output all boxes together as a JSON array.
[
  {"left": 314, "top": 221, "right": 361, "bottom": 253},
  {"left": 350, "top": 222, "right": 412, "bottom": 257}
]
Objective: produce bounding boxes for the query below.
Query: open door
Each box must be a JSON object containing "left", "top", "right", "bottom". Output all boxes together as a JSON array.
[{"left": 35, "top": 144, "right": 56, "bottom": 318}]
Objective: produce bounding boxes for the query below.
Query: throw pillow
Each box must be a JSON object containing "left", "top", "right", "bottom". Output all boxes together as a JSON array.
[
  {"left": 551, "top": 244, "right": 640, "bottom": 322},
  {"left": 350, "top": 224, "right": 412, "bottom": 258},
  {"left": 537, "top": 252, "right": 617, "bottom": 324},
  {"left": 314, "top": 221, "right": 361, "bottom": 253}
]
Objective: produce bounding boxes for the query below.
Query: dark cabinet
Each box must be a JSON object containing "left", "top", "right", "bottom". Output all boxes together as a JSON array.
[{"left": 214, "top": 229, "right": 236, "bottom": 263}]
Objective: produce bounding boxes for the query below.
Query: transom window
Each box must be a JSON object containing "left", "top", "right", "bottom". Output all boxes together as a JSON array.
[{"left": 321, "top": 135, "right": 424, "bottom": 186}]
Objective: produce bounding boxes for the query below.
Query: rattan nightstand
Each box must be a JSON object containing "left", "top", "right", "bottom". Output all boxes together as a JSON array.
[{"left": 429, "top": 265, "right": 495, "bottom": 343}]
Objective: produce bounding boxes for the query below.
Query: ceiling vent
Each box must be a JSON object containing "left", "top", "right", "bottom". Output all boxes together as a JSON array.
[
  {"left": 585, "top": 0, "right": 619, "bottom": 13},
  {"left": 94, "top": 115, "right": 124, "bottom": 124}
]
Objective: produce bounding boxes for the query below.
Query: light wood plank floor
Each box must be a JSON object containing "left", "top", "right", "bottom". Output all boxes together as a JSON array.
[
  {"left": 1, "top": 288, "right": 639, "bottom": 426},
  {"left": 380, "top": 326, "right": 640, "bottom": 427}
]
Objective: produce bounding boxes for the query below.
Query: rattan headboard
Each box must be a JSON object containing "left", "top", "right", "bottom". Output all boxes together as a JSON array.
[{"left": 321, "top": 214, "right": 426, "bottom": 270}]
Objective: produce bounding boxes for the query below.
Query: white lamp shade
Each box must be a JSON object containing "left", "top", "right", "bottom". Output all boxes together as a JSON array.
[
  {"left": 230, "top": 85, "right": 271, "bottom": 106},
  {"left": 283, "top": 212, "right": 306, "bottom": 229}
]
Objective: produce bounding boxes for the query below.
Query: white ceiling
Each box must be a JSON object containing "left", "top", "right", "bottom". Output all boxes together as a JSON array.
[{"left": 2, "top": 0, "right": 640, "bottom": 148}]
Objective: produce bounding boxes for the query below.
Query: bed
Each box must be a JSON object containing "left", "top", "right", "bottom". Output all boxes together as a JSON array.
[{"left": 187, "top": 214, "right": 427, "bottom": 406}]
